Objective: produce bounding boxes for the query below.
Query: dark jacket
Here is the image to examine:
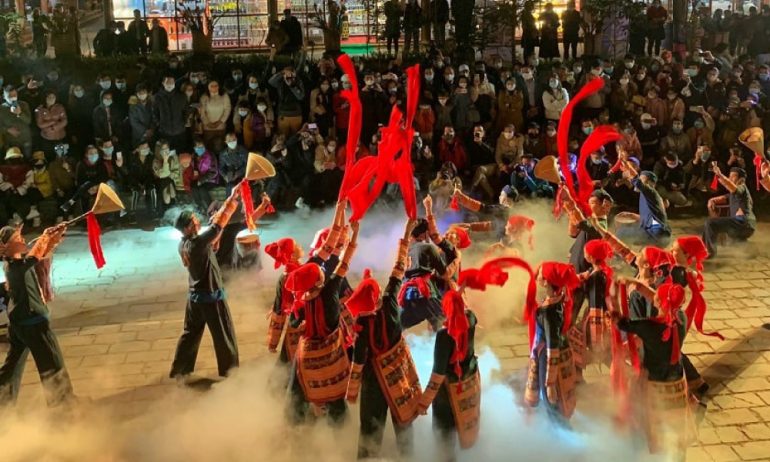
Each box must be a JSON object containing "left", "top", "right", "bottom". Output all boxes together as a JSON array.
[{"left": 152, "top": 88, "right": 188, "bottom": 136}]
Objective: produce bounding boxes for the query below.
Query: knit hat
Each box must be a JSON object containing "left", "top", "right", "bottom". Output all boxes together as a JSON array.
[
  {"left": 345, "top": 269, "right": 381, "bottom": 317},
  {"left": 285, "top": 262, "right": 324, "bottom": 293},
  {"left": 309, "top": 227, "right": 330, "bottom": 257},
  {"left": 264, "top": 238, "right": 297, "bottom": 269}
]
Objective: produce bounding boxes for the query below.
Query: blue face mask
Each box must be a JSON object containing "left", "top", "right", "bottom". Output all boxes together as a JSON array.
[
  {"left": 87, "top": 154, "right": 99, "bottom": 164},
  {"left": 194, "top": 146, "right": 205, "bottom": 156}
]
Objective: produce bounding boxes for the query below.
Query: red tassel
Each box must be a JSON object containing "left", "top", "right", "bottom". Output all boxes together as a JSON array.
[
  {"left": 754, "top": 153, "right": 763, "bottom": 191},
  {"left": 86, "top": 212, "right": 106, "bottom": 269},
  {"left": 240, "top": 181, "right": 256, "bottom": 231},
  {"left": 450, "top": 195, "right": 460, "bottom": 211},
  {"left": 684, "top": 271, "right": 724, "bottom": 340},
  {"left": 709, "top": 173, "right": 719, "bottom": 191},
  {"left": 265, "top": 202, "right": 275, "bottom": 214}
]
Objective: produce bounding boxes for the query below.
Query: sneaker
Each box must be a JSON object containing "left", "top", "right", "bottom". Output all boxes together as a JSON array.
[
  {"left": 25, "top": 206, "right": 40, "bottom": 220},
  {"left": 294, "top": 197, "right": 310, "bottom": 212}
]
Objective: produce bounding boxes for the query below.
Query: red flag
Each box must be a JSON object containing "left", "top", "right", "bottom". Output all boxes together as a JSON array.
[{"left": 86, "top": 212, "right": 106, "bottom": 269}]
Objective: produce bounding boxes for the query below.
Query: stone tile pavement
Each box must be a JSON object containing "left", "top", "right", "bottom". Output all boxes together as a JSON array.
[{"left": 2, "top": 217, "right": 770, "bottom": 461}]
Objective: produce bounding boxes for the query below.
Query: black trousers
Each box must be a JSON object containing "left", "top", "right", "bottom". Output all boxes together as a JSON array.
[
  {"left": 403, "top": 28, "right": 420, "bottom": 56},
  {"left": 358, "top": 367, "right": 413, "bottom": 459},
  {"left": 647, "top": 32, "right": 662, "bottom": 56},
  {"left": 702, "top": 217, "right": 755, "bottom": 257},
  {"left": 386, "top": 34, "right": 399, "bottom": 56},
  {"left": 169, "top": 299, "right": 239, "bottom": 378},
  {"left": 0, "top": 320, "right": 74, "bottom": 407},
  {"left": 400, "top": 297, "right": 445, "bottom": 331},
  {"left": 563, "top": 36, "right": 578, "bottom": 60},
  {"left": 432, "top": 383, "right": 458, "bottom": 462}
]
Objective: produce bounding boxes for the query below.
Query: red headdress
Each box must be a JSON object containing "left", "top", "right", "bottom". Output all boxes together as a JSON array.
[
  {"left": 448, "top": 226, "right": 472, "bottom": 250},
  {"left": 520, "top": 261, "right": 580, "bottom": 350},
  {"left": 285, "top": 262, "right": 323, "bottom": 294},
  {"left": 676, "top": 235, "right": 708, "bottom": 274},
  {"left": 309, "top": 227, "right": 330, "bottom": 257},
  {"left": 674, "top": 236, "right": 722, "bottom": 340},
  {"left": 441, "top": 289, "right": 470, "bottom": 381},
  {"left": 264, "top": 238, "right": 297, "bottom": 270},
  {"left": 458, "top": 257, "right": 527, "bottom": 291},
  {"left": 506, "top": 215, "right": 535, "bottom": 249},
  {"left": 584, "top": 239, "right": 614, "bottom": 297},
  {"left": 655, "top": 282, "right": 686, "bottom": 365},
  {"left": 642, "top": 246, "right": 676, "bottom": 271},
  {"left": 345, "top": 269, "right": 381, "bottom": 317}
]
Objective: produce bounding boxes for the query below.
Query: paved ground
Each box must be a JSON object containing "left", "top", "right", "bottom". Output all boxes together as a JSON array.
[{"left": 2, "top": 214, "right": 770, "bottom": 461}]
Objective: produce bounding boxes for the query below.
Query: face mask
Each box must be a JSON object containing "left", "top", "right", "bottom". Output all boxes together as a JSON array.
[
  {"left": 625, "top": 61, "right": 635, "bottom": 69},
  {"left": 522, "top": 72, "right": 533, "bottom": 80},
  {"left": 617, "top": 77, "right": 628, "bottom": 85},
  {"left": 249, "top": 82, "right": 259, "bottom": 90},
  {"left": 445, "top": 74, "right": 454, "bottom": 82},
  {"left": 549, "top": 80, "right": 559, "bottom": 89},
  {"left": 332, "top": 82, "right": 339, "bottom": 90},
  {"left": 504, "top": 132, "right": 513, "bottom": 139},
  {"left": 194, "top": 146, "right": 205, "bottom": 155},
  {"left": 681, "top": 88, "right": 692, "bottom": 97},
  {"left": 641, "top": 122, "right": 652, "bottom": 130},
  {"left": 425, "top": 74, "right": 434, "bottom": 81},
  {"left": 624, "top": 127, "right": 633, "bottom": 134},
  {"left": 6, "top": 96, "right": 17, "bottom": 104},
  {"left": 734, "top": 71, "right": 742, "bottom": 78},
  {"left": 74, "top": 89, "right": 84, "bottom": 98},
  {"left": 582, "top": 126, "right": 593, "bottom": 135},
  {"left": 327, "top": 145, "right": 336, "bottom": 152},
  {"left": 137, "top": 93, "right": 147, "bottom": 101},
  {"left": 227, "top": 141, "right": 237, "bottom": 150},
  {"left": 650, "top": 64, "right": 660, "bottom": 72},
  {"left": 185, "top": 91, "right": 194, "bottom": 98},
  {"left": 701, "top": 150, "right": 710, "bottom": 160},
  {"left": 320, "top": 84, "right": 330, "bottom": 91},
  {"left": 87, "top": 154, "right": 99, "bottom": 163},
  {"left": 546, "top": 129, "right": 556, "bottom": 137},
  {"left": 257, "top": 104, "right": 267, "bottom": 112},
  {"left": 389, "top": 87, "right": 398, "bottom": 94},
  {"left": 686, "top": 68, "right": 698, "bottom": 77},
  {"left": 666, "top": 162, "right": 678, "bottom": 169},
  {"left": 672, "top": 125, "right": 683, "bottom": 134},
  {"left": 238, "top": 109, "right": 248, "bottom": 117},
  {"left": 574, "top": 66, "right": 582, "bottom": 74},
  {"left": 342, "top": 82, "right": 352, "bottom": 89},
  {"left": 760, "top": 73, "right": 770, "bottom": 81},
  {"left": 100, "top": 80, "right": 111, "bottom": 89},
  {"left": 116, "top": 82, "right": 126, "bottom": 90},
  {"left": 495, "top": 62, "right": 503, "bottom": 69},
  {"left": 604, "top": 67, "right": 614, "bottom": 74},
  {"left": 438, "top": 98, "right": 448, "bottom": 105},
  {"left": 750, "top": 87, "right": 760, "bottom": 95},
  {"left": 164, "top": 84, "right": 176, "bottom": 92},
  {"left": 103, "top": 99, "right": 112, "bottom": 107},
  {"left": 102, "top": 147, "right": 114, "bottom": 156},
  {"left": 506, "top": 84, "right": 515, "bottom": 91},
  {"left": 191, "top": 77, "right": 200, "bottom": 84},
  {"left": 435, "top": 61, "right": 444, "bottom": 69},
  {"left": 139, "top": 148, "right": 150, "bottom": 156},
  {"left": 232, "top": 73, "right": 242, "bottom": 81},
  {"left": 591, "top": 158, "right": 603, "bottom": 165},
  {"left": 636, "top": 73, "right": 646, "bottom": 81},
  {"left": 591, "top": 69, "right": 602, "bottom": 76},
  {"left": 458, "top": 82, "right": 467, "bottom": 88}
]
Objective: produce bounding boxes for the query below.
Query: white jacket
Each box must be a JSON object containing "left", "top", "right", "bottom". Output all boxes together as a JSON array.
[{"left": 543, "top": 88, "right": 570, "bottom": 121}]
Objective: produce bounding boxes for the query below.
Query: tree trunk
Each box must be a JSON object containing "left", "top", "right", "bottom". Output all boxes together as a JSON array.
[
  {"left": 192, "top": 29, "right": 213, "bottom": 56},
  {"left": 324, "top": 28, "right": 341, "bottom": 52}
]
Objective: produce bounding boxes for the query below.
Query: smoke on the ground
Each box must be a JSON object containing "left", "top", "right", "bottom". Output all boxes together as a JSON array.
[{"left": 0, "top": 203, "right": 680, "bottom": 461}]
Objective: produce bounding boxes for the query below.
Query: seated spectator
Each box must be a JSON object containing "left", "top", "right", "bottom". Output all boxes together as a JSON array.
[
  {"left": 199, "top": 80, "right": 231, "bottom": 151},
  {"left": 636, "top": 113, "right": 664, "bottom": 168},
  {"left": 543, "top": 122, "right": 558, "bottom": 158},
  {"left": 151, "top": 139, "right": 181, "bottom": 211},
  {"left": 219, "top": 132, "right": 247, "bottom": 195},
  {"left": 429, "top": 161, "right": 462, "bottom": 212},
  {"left": 510, "top": 153, "right": 553, "bottom": 199},
  {"left": 0, "top": 86, "right": 33, "bottom": 157},
  {"left": 126, "top": 142, "right": 157, "bottom": 221},
  {"left": 29, "top": 151, "right": 55, "bottom": 227},
  {"left": 661, "top": 118, "right": 693, "bottom": 163},
  {"left": 250, "top": 98, "right": 274, "bottom": 151},
  {"left": 233, "top": 101, "right": 255, "bottom": 150},
  {"left": 496, "top": 78, "right": 525, "bottom": 134},
  {"left": 414, "top": 100, "right": 436, "bottom": 147},
  {"left": 586, "top": 149, "right": 611, "bottom": 187},
  {"left": 48, "top": 143, "right": 77, "bottom": 222},
  {"left": 35, "top": 89, "right": 68, "bottom": 159},
  {"left": 616, "top": 120, "right": 643, "bottom": 159},
  {"left": 495, "top": 124, "right": 524, "bottom": 171},
  {"left": 522, "top": 122, "right": 545, "bottom": 159},
  {"left": 64, "top": 145, "right": 102, "bottom": 215},
  {"left": 92, "top": 90, "right": 123, "bottom": 146},
  {"left": 238, "top": 73, "right": 271, "bottom": 110},
  {"left": 467, "top": 125, "right": 497, "bottom": 201},
  {"left": 191, "top": 138, "right": 220, "bottom": 211},
  {"left": 653, "top": 152, "right": 691, "bottom": 208},
  {"left": 97, "top": 139, "right": 128, "bottom": 193},
  {"left": 0, "top": 147, "right": 34, "bottom": 225},
  {"left": 309, "top": 77, "right": 333, "bottom": 137},
  {"left": 437, "top": 125, "right": 468, "bottom": 175},
  {"left": 312, "top": 136, "right": 342, "bottom": 206}
]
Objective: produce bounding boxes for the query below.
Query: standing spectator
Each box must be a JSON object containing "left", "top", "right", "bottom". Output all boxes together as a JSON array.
[
  {"left": 0, "top": 86, "right": 32, "bottom": 157},
  {"left": 403, "top": 0, "right": 422, "bottom": 57},
  {"left": 0, "top": 148, "right": 34, "bottom": 225},
  {"left": 50, "top": 4, "right": 77, "bottom": 59},
  {"left": 92, "top": 90, "right": 121, "bottom": 145},
  {"left": 279, "top": 9, "right": 303, "bottom": 60},
  {"left": 31, "top": 9, "right": 50, "bottom": 58},
  {"left": 333, "top": 75, "right": 352, "bottom": 142},
  {"left": 199, "top": 80, "right": 231, "bottom": 151},
  {"left": 383, "top": 0, "right": 402, "bottom": 57},
  {"left": 360, "top": 73, "right": 388, "bottom": 144},
  {"left": 451, "top": 76, "right": 474, "bottom": 135},
  {"left": 148, "top": 18, "right": 169, "bottom": 54},
  {"left": 496, "top": 78, "right": 525, "bottom": 133},
  {"left": 93, "top": 21, "right": 118, "bottom": 57},
  {"left": 250, "top": 99, "right": 274, "bottom": 151},
  {"left": 521, "top": 1, "right": 539, "bottom": 63},
  {"left": 561, "top": 1, "right": 581, "bottom": 60},
  {"left": 219, "top": 132, "right": 248, "bottom": 195},
  {"left": 35, "top": 89, "right": 68, "bottom": 160},
  {"left": 538, "top": 3, "right": 560, "bottom": 60},
  {"left": 129, "top": 83, "right": 155, "bottom": 149},
  {"left": 438, "top": 126, "right": 468, "bottom": 173},
  {"left": 153, "top": 76, "right": 189, "bottom": 151},
  {"left": 429, "top": 0, "right": 449, "bottom": 47},
  {"left": 113, "top": 75, "right": 131, "bottom": 117},
  {"left": 269, "top": 66, "right": 305, "bottom": 136},
  {"left": 151, "top": 140, "right": 181, "bottom": 210},
  {"left": 127, "top": 9, "right": 149, "bottom": 54},
  {"left": 309, "top": 78, "right": 333, "bottom": 137},
  {"left": 646, "top": 0, "right": 667, "bottom": 57},
  {"left": 414, "top": 100, "right": 436, "bottom": 147},
  {"left": 67, "top": 83, "right": 94, "bottom": 153},
  {"left": 542, "top": 74, "right": 568, "bottom": 124},
  {"left": 190, "top": 139, "right": 220, "bottom": 211},
  {"left": 115, "top": 21, "right": 133, "bottom": 55}
]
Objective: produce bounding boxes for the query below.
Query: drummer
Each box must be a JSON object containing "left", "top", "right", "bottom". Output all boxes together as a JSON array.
[{"left": 617, "top": 156, "right": 671, "bottom": 247}]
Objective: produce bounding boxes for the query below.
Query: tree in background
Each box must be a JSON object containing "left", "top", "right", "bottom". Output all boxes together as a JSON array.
[{"left": 176, "top": 5, "right": 223, "bottom": 57}]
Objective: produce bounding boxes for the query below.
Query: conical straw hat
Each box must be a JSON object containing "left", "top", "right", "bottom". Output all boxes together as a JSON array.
[
  {"left": 534, "top": 155, "right": 561, "bottom": 184},
  {"left": 91, "top": 183, "right": 125, "bottom": 214},
  {"left": 739, "top": 127, "right": 765, "bottom": 157},
  {"left": 245, "top": 153, "right": 276, "bottom": 181}
]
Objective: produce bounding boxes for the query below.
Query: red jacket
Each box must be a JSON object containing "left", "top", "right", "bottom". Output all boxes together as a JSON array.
[
  {"left": 414, "top": 107, "right": 435, "bottom": 136},
  {"left": 332, "top": 93, "right": 351, "bottom": 130},
  {"left": 438, "top": 139, "right": 468, "bottom": 171}
]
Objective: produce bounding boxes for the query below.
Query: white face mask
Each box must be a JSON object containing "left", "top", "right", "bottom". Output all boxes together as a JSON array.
[
  {"left": 522, "top": 72, "right": 533, "bottom": 80},
  {"left": 506, "top": 84, "right": 515, "bottom": 91},
  {"left": 226, "top": 141, "right": 237, "bottom": 149},
  {"left": 73, "top": 89, "right": 84, "bottom": 98},
  {"left": 620, "top": 78, "right": 629, "bottom": 85},
  {"left": 591, "top": 68, "right": 602, "bottom": 76},
  {"left": 164, "top": 83, "right": 176, "bottom": 92},
  {"left": 641, "top": 122, "right": 652, "bottom": 130},
  {"left": 549, "top": 80, "right": 559, "bottom": 89},
  {"left": 257, "top": 104, "right": 267, "bottom": 112},
  {"left": 238, "top": 110, "right": 248, "bottom": 117},
  {"left": 100, "top": 80, "right": 112, "bottom": 89},
  {"left": 249, "top": 82, "right": 259, "bottom": 90},
  {"left": 116, "top": 82, "right": 126, "bottom": 90},
  {"left": 137, "top": 93, "right": 147, "bottom": 101}
]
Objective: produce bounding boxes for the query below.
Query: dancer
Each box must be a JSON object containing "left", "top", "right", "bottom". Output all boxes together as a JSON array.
[
  {"left": 417, "top": 286, "right": 481, "bottom": 458},
  {"left": 265, "top": 237, "right": 303, "bottom": 364},
  {"left": 285, "top": 202, "right": 359, "bottom": 424},
  {"left": 399, "top": 196, "right": 457, "bottom": 331},
  {"left": 613, "top": 281, "right": 694, "bottom": 458},
  {"left": 170, "top": 187, "right": 241, "bottom": 382},
  {"left": 0, "top": 223, "right": 75, "bottom": 407},
  {"left": 580, "top": 239, "right": 615, "bottom": 366},
  {"left": 703, "top": 165, "right": 755, "bottom": 257},
  {"left": 346, "top": 219, "right": 420, "bottom": 459},
  {"left": 523, "top": 261, "right": 580, "bottom": 425}
]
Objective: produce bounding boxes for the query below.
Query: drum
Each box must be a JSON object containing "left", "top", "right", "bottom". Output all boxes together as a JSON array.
[
  {"left": 235, "top": 229, "right": 261, "bottom": 269},
  {"left": 614, "top": 212, "right": 640, "bottom": 234}
]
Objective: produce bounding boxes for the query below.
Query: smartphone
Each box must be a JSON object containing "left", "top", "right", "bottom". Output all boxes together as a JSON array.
[
  {"left": 170, "top": 149, "right": 177, "bottom": 157},
  {"left": 308, "top": 123, "right": 318, "bottom": 131},
  {"left": 116, "top": 151, "right": 122, "bottom": 160}
]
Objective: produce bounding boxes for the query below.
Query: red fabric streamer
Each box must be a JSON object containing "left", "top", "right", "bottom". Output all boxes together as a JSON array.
[
  {"left": 240, "top": 180, "right": 256, "bottom": 231},
  {"left": 608, "top": 158, "right": 623, "bottom": 174},
  {"left": 619, "top": 282, "right": 641, "bottom": 376},
  {"left": 449, "top": 195, "right": 460, "bottom": 211},
  {"left": 684, "top": 271, "right": 724, "bottom": 340},
  {"left": 709, "top": 173, "right": 719, "bottom": 191},
  {"left": 86, "top": 212, "right": 106, "bottom": 269},
  {"left": 265, "top": 202, "right": 276, "bottom": 214},
  {"left": 576, "top": 126, "right": 622, "bottom": 213},
  {"left": 754, "top": 153, "right": 764, "bottom": 191},
  {"left": 557, "top": 77, "right": 605, "bottom": 207},
  {"left": 337, "top": 54, "right": 363, "bottom": 200},
  {"left": 458, "top": 257, "right": 524, "bottom": 291},
  {"left": 442, "top": 289, "right": 470, "bottom": 385}
]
